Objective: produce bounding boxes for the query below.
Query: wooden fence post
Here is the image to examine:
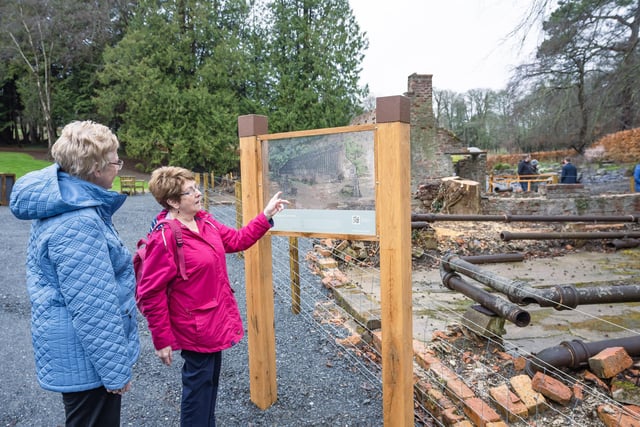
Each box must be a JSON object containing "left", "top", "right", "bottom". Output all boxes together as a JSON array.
[
  {"left": 238, "top": 114, "right": 277, "bottom": 409},
  {"left": 289, "top": 237, "right": 300, "bottom": 314},
  {"left": 202, "top": 172, "right": 209, "bottom": 208},
  {"left": 376, "top": 96, "right": 413, "bottom": 426}
]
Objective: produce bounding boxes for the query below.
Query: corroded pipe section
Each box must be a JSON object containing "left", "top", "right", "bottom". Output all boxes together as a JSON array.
[
  {"left": 412, "top": 213, "right": 638, "bottom": 223},
  {"left": 411, "top": 221, "right": 432, "bottom": 229},
  {"left": 441, "top": 253, "right": 640, "bottom": 309},
  {"left": 500, "top": 230, "right": 640, "bottom": 241},
  {"left": 460, "top": 253, "right": 525, "bottom": 264},
  {"left": 526, "top": 336, "right": 640, "bottom": 376},
  {"left": 441, "top": 253, "right": 560, "bottom": 307},
  {"left": 606, "top": 238, "right": 640, "bottom": 250},
  {"left": 440, "top": 269, "right": 530, "bottom": 327}
]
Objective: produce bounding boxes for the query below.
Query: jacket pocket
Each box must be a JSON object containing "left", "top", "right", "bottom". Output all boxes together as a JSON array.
[{"left": 190, "top": 299, "right": 219, "bottom": 335}]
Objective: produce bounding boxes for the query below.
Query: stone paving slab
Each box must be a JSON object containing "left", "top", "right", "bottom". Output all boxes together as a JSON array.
[{"left": 336, "top": 249, "right": 640, "bottom": 355}]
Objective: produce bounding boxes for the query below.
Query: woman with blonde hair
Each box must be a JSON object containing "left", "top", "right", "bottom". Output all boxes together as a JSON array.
[
  {"left": 137, "top": 166, "right": 288, "bottom": 426},
  {"left": 10, "top": 120, "right": 139, "bottom": 426}
]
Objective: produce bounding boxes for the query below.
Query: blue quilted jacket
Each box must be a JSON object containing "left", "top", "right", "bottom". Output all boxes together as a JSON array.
[{"left": 10, "top": 164, "right": 140, "bottom": 393}]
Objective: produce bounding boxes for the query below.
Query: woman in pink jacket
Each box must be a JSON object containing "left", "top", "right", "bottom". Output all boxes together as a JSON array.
[{"left": 136, "top": 166, "right": 288, "bottom": 426}]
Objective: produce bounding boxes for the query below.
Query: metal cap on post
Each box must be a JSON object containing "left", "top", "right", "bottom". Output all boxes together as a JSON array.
[
  {"left": 238, "top": 114, "right": 268, "bottom": 137},
  {"left": 376, "top": 96, "right": 410, "bottom": 124}
]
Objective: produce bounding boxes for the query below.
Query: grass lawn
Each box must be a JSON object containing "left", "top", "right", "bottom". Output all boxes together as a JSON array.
[
  {"left": 0, "top": 151, "right": 130, "bottom": 191},
  {"left": 0, "top": 152, "right": 52, "bottom": 179}
]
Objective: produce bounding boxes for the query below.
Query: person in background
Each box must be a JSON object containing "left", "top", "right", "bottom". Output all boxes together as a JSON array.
[
  {"left": 517, "top": 153, "right": 536, "bottom": 192},
  {"left": 9, "top": 121, "right": 139, "bottom": 426},
  {"left": 634, "top": 163, "right": 640, "bottom": 192},
  {"left": 561, "top": 157, "right": 578, "bottom": 184},
  {"left": 136, "top": 166, "right": 289, "bottom": 427},
  {"left": 531, "top": 159, "right": 539, "bottom": 174},
  {"left": 530, "top": 159, "right": 540, "bottom": 192}
]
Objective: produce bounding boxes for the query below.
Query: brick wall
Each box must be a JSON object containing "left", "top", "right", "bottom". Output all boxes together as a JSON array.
[
  {"left": 351, "top": 73, "right": 469, "bottom": 193},
  {"left": 405, "top": 73, "right": 464, "bottom": 189},
  {"left": 456, "top": 154, "right": 487, "bottom": 185},
  {"left": 481, "top": 193, "right": 640, "bottom": 216}
]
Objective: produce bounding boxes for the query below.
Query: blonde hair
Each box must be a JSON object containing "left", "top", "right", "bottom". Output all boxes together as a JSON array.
[
  {"left": 51, "top": 121, "right": 120, "bottom": 181},
  {"left": 148, "top": 166, "right": 195, "bottom": 209}
]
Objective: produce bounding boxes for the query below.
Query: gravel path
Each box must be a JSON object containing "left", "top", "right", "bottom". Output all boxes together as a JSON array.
[{"left": 0, "top": 193, "right": 383, "bottom": 426}]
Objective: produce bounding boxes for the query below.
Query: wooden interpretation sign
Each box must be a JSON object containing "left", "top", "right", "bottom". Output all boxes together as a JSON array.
[{"left": 237, "top": 95, "right": 413, "bottom": 425}]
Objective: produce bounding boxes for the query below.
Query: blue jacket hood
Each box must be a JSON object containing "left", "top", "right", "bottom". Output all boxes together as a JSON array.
[{"left": 10, "top": 164, "right": 126, "bottom": 221}]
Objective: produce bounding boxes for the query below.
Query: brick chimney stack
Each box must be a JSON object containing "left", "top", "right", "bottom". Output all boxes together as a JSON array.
[{"left": 406, "top": 73, "right": 435, "bottom": 130}]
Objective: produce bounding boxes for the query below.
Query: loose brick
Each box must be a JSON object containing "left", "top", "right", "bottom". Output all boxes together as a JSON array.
[
  {"left": 446, "top": 378, "right": 477, "bottom": 402},
  {"left": 419, "top": 383, "right": 459, "bottom": 420},
  {"left": 598, "top": 404, "right": 640, "bottom": 427},
  {"left": 589, "top": 346, "right": 634, "bottom": 379},
  {"left": 489, "top": 384, "right": 529, "bottom": 422},
  {"left": 316, "top": 257, "right": 338, "bottom": 270},
  {"left": 413, "top": 340, "right": 440, "bottom": 370},
  {"left": 442, "top": 407, "right": 466, "bottom": 425},
  {"left": 426, "top": 387, "right": 455, "bottom": 411},
  {"left": 428, "top": 362, "right": 476, "bottom": 402},
  {"left": 584, "top": 370, "right": 610, "bottom": 392},
  {"left": 624, "top": 405, "right": 640, "bottom": 418},
  {"left": 452, "top": 421, "right": 474, "bottom": 427},
  {"left": 573, "top": 382, "right": 584, "bottom": 403},
  {"left": 531, "top": 372, "right": 573, "bottom": 406},
  {"left": 486, "top": 422, "right": 509, "bottom": 427},
  {"left": 510, "top": 374, "right": 547, "bottom": 415},
  {"left": 513, "top": 356, "right": 527, "bottom": 372},
  {"left": 462, "top": 397, "right": 502, "bottom": 427},
  {"left": 313, "top": 245, "right": 332, "bottom": 257},
  {"left": 415, "top": 380, "right": 452, "bottom": 421}
]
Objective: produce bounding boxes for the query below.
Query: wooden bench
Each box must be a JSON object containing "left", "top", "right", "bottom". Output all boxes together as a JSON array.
[
  {"left": 0, "top": 173, "right": 16, "bottom": 205},
  {"left": 119, "top": 176, "right": 145, "bottom": 195}
]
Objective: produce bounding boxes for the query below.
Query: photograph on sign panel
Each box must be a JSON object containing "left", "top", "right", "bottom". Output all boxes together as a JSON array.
[{"left": 267, "top": 130, "right": 375, "bottom": 211}]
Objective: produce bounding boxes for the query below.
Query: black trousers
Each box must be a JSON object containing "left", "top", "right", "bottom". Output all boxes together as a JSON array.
[
  {"left": 180, "top": 350, "right": 222, "bottom": 427},
  {"left": 62, "top": 386, "right": 121, "bottom": 427}
]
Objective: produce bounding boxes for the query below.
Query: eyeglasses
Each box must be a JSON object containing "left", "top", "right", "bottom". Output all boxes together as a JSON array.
[
  {"left": 109, "top": 159, "right": 124, "bottom": 170},
  {"left": 181, "top": 186, "right": 201, "bottom": 197}
]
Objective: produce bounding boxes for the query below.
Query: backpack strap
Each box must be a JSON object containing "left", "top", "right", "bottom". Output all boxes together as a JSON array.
[
  {"left": 165, "top": 220, "right": 188, "bottom": 281},
  {"left": 156, "top": 219, "right": 189, "bottom": 281}
]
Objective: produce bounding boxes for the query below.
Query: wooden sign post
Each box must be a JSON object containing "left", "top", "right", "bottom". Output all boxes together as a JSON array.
[
  {"left": 376, "top": 96, "right": 413, "bottom": 425},
  {"left": 237, "top": 97, "right": 413, "bottom": 424},
  {"left": 238, "top": 115, "right": 278, "bottom": 409}
]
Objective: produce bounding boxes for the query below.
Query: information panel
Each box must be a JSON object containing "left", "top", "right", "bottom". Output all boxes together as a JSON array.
[{"left": 266, "top": 128, "right": 376, "bottom": 236}]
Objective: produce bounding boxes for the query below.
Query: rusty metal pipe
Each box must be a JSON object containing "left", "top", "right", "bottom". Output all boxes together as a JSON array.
[
  {"left": 440, "top": 269, "right": 530, "bottom": 327},
  {"left": 460, "top": 253, "right": 525, "bottom": 264},
  {"left": 500, "top": 231, "right": 640, "bottom": 241},
  {"left": 411, "top": 221, "right": 432, "bottom": 229},
  {"left": 441, "top": 253, "right": 553, "bottom": 307},
  {"left": 526, "top": 336, "right": 640, "bottom": 376},
  {"left": 412, "top": 213, "right": 639, "bottom": 223},
  {"left": 606, "top": 238, "right": 640, "bottom": 250},
  {"left": 441, "top": 253, "right": 640, "bottom": 309}
]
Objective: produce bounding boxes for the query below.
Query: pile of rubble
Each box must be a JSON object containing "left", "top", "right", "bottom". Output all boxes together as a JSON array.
[
  {"left": 316, "top": 219, "right": 634, "bottom": 272},
  {"left": 414, "top": 326, "right": 640, "bottom": 426},
  {"left": 306, "top": 231, "right": 640, "bottom": 426}
]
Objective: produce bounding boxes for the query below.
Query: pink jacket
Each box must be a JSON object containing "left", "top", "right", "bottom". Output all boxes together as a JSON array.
[{"left": 136, "top": 209, "right": 272, "bottom": 353}]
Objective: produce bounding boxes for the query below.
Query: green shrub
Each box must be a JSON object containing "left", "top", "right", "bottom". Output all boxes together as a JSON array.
[{"left": 493, "top": 163, "right": 511, "bottom": 171}]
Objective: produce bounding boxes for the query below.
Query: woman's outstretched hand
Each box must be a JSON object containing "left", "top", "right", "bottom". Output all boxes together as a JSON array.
[{"left": 263, "top": 191, "right": 290, "bottom": 219}]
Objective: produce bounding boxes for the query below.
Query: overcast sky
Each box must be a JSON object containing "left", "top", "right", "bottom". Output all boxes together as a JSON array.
[{"left": 349, "top": 0, "right": 544, "bottom": 96}]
